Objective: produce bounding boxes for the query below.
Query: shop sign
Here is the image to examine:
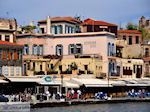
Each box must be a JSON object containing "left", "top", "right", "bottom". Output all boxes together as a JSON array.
[{"left": 44, "top": 76, "right": 53, "bottom": 82}]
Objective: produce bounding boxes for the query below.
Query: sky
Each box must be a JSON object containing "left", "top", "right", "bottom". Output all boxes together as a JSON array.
[{"left": 0, "top": 0, "right": 150, "bottom": 28}]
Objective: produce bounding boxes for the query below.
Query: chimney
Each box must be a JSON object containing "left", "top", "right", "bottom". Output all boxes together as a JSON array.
[{"left": 47, "top": 16, "right": 51, "bottom": 34}]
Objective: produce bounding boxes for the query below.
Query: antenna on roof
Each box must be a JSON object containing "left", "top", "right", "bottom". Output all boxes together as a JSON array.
[{"left": 119, "top": 21, "right": 123, "bottom": 30}]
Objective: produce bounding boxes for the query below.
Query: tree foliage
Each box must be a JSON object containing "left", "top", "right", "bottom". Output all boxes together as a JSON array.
[
  {"left": 139, "top": 28, "right": 150, "bottom": 40},
  {"left": 126, "top": 22, "right": 138, "bottom": 30},
  {"left": 22, "top": 25, "right": 36, "bottom": 33}
]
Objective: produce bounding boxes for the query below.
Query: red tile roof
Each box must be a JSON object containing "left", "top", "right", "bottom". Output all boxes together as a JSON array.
[
  {"left": 0, "top": 40, "right": 24, "bottom": 46},
  {"left": 38, "top": 17, "right": 81, "bottom": 24},
  {"left": 80, "top": 18, "right": 117, "bottom": 26},
  {"left": 118, "top": 30, "right": 142, "bottom": 34}
]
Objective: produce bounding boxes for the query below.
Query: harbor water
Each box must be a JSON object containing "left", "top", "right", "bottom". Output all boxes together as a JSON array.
[{"left": 31, "top": 102, "right": 150, "bottom": 112}]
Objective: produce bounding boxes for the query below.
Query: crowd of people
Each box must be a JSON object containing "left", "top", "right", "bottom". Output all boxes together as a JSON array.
[
  {"left": 1, "top": 89, "right": 150, "bottom": 102},
  {"left": 127, "top": 89, "right": 150, "bottom": 98}
]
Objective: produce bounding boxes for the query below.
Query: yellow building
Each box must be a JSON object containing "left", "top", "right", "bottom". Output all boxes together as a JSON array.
[
  {"left": 116, "top": 58, "right": 144, "bottom": 79},
  {"left": 24, "top": 55, "right": 103, "bottom": 78}
]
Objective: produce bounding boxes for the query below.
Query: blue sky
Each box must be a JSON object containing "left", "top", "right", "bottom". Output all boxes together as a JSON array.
[{"left": 0, "top": 0, "right": 149, "bottom": 27}]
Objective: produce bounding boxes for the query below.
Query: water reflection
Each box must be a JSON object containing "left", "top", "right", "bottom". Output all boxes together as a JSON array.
[{"left": 31, "top": 102, "right": 150, "bottom": 112}]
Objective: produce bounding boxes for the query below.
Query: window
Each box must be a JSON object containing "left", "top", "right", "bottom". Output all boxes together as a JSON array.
[
  {"left": 17, "top": 50, "right": 22, "bottom": 60},
  {"left": 16, "top": 67, "right": 21, "bottom": 76},
  {"left": 32, "top": 45, "right": 38, "bottom": 55},
  {"left": 2, "top": 66, "right": 8, "bottom": 76},
  {"left": 33, "top": 62, "right": 35, "bottom": 70},
  {"left": 58, "top": 25, "right": 63, "bottom": 34},
  {"left": 65, "top": 25, "right": 68, "bottom": 33},
  {"left": 10, "top": 66, "right": 14, "bottom": 76},
  {"left": 5, "top": 35, "right": 10, "bottom": 42},
  {"left": 40, "top": 64, "right": 42, "bottom": 71},
  {"left": 145, "top": 48, "right": 149, "bottom": 57},
  {"left": 24, "top": 45, "right": 29, "bottom": 55},
  {"left": 9, "top": 51, "right": 13, "bottom": 60},
  {"left": 108, "top": 43, "right": 110, "bottom": 56},
  {"left": 76, "top": 44, "right": 82, "bottom": 54},
  {"left": 69, "top": 44, "right": 75, "bottom": 54},
  {"left": 51, "top": 26, "right": 55, "bottom": 34},
  {"left": 128, "top": 36, "right": 132, "bottom": 45},
  {"left": 123, "top": 35, "right": 126, "bottom": 40},
  {"left": 38, "top": 45, "right": 43, "bottom": 55},
  {"left": 54, "top": 26, "right": 58, "bottom": 34},
  {"left": 111, "top": 44, "right": 114, "bottom": 56},
  {"left": 41, "top": 28, "right": 45, "bottom": 34},
  {"left": 56, "top": 45, "right": 63, "bottom": 56},
  {"left": 136, "top": 36, "right": 139, "bottom": 44}
]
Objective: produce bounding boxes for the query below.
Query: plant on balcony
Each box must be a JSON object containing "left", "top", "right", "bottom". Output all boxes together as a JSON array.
[
  {"left": 34, "top": 71, "right": 45, "bottom": 75},
  {"left": 47, "top": 71, "right": 58, "bottom": 74}
]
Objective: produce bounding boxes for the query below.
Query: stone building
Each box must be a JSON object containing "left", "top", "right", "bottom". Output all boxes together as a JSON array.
[
  {"left": 139, "top": 16, "right": 150, "bottom": 33},
  {"left": 0, "top": 18, "right": 17, "bottom": 43}
]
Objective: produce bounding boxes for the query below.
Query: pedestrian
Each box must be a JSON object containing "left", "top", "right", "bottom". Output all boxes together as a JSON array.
[
  {"left": 77, "top": 89, "right": 81, "bottom": 99},
  {"left": 71, "top": 89, "right": 75, "bottom": 99}
]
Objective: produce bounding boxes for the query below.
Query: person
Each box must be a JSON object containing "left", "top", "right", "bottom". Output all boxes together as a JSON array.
[
  {"left": 77, "top": 90, "right": 81, "bottom": 99},
  {"left": 71, "top": 89, "right": 75, "bottom": 99}
]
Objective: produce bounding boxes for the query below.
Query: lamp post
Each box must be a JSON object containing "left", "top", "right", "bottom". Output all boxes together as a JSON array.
[{"left": 60, "top": 73, "right": 64, "bottom": 95}]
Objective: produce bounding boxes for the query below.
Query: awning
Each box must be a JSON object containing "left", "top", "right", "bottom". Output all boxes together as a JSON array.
[
  {"left": 63, "top": 81, "right": 79, "bottom": 88},
  {"left": 71, "top": 78, "right": 112, "bottom": 87},
  {"left": 0, "top": 79, "right": 8, "bottom": 83},
  {"left": 37, "top": 79, "right": 61, "bottom": 85},
  {"left": 8, "top": 77, "right": 61, "bottom": 85},
  {"left": 9, "top": 77, "right": 39, "bottom": 83}
]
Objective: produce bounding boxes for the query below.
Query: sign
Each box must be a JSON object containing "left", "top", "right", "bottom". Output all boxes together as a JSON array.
[
  {"left": 99, "top": 26, "right": 108, "bottom": 28},
  {"left": 44, "top": 76, "right": 53, "bottom": 82}
]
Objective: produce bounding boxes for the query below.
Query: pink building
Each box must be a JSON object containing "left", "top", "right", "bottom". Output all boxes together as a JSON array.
[{"left": 16, "top": 32, "right": 117, "bottom": 77}]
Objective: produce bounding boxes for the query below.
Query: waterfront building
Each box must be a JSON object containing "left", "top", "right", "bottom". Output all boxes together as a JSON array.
[
  {"left": 38, "top": 16, "right": 81, "bottom": 34},
  {"left": 80, "top": 18, "right": 118, "bottom": 36},
  {"left": 118, "top": 30, "right": 142, "bottom": 45},
  {"left": 0, "top": 18, "right": 17, "bottom": 43},
  {"left": 0, "top": 18, "right": 24, "bottom": 77},
  {"left": 117, "top": 30, "right": 143, "bottom": 59},
  {"left": 141, "top": 41, "right": 150, "bottom": 77},
  {"left": 16, "top": 31, "right": 117, "bottom": 78},
  {"left": 0, "top": 40, "right": 23, "bottom": 76},
  {"left": 116, "top": 58, "right": 144, "bottom": 79}
]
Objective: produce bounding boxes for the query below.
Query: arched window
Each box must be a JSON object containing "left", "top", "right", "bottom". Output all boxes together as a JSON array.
[{"left": 56, "top": 45, "right": 63, "bottom": 56}]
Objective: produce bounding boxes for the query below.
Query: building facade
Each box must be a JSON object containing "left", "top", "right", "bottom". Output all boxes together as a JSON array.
[
  {"left": 0, "top": 40, "right": 23, "bottom": 76},
  {"left": 80, "top": 18, "right": 118, "bottom": 36},
  {"left": 16, "top": 32, "right": 117, "bottom": 78},
  {"left": 141, "top": 41, "right": 150, "bottom": 77},
  {"left": 38, "top": 16, "right": 81, "bottom": 34},
  {"left": 0, "top": 18, "right": 17, "bottom": 43}
]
